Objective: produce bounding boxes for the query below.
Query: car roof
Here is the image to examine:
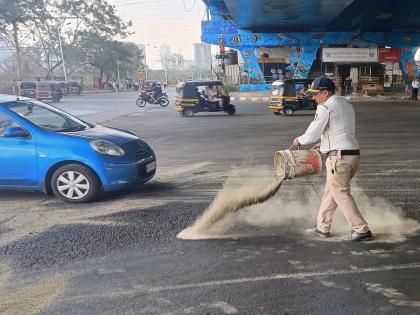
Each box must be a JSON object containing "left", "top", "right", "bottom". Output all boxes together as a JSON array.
[{"left": 0, "top": 94, "right": 31, "bottom": 104}]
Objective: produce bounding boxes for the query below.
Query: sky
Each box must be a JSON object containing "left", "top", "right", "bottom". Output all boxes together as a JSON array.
[{"left": 108, "top": 0, "right": 207, "bottom": 68}]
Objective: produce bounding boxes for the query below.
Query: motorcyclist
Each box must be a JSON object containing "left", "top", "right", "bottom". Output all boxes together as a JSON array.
[{"left": 148, "top": 82, "right": 162, "bottom": 102}]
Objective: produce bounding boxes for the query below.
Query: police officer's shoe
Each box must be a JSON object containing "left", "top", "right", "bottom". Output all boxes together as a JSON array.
[
  {"left": 305, "top": 228, "right": 331, "bottom": 238},
  {"left": 346, "top": 230, "right": 373, "bottom": 242}
]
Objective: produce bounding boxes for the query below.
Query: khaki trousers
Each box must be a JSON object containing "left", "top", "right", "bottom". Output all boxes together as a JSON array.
[{"left": 317, "top": 154, "right": 369, "bottom": 234}]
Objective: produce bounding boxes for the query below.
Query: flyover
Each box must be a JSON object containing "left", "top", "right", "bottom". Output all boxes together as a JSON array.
[{"left": 201, "top": 0, "right": 420, "bottom": 91}]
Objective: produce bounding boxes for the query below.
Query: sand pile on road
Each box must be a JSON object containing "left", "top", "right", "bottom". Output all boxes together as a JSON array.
[
  {"left": 0, "top": 262, "right": 11, "bottom": 288},
  {"left": 0, "top": 275, "right": 68, "bottom": 315}
]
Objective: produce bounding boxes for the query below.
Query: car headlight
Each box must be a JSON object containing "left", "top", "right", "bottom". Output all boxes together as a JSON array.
[{"left": 90, "top": 140, "right": 125, "bottom": 156}]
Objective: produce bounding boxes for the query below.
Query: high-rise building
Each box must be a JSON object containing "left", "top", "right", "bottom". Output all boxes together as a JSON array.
[
  {"left": 160, "top": 43, "right": 171, "bottom": 69},
  {"left": 193, "top": 43, "right": 212, "bottom": 70},
  {"left": 166, "top": 53, "right": 184, "bottom": 70}
]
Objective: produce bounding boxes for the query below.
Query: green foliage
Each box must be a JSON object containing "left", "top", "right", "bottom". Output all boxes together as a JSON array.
[
  {"left": 0, "top": 0, "right": 133, "bottom": 79},
  {"left": 0, "top": 0, "right": 41, "bottom": 26},
  {"left": 79, "top": 31, "right": 143, "bottom": 81}
]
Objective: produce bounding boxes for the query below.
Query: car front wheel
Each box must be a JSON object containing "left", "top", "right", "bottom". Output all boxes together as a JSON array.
[{"left": 51, "top": 164, "right": 100, "bottom": 203}]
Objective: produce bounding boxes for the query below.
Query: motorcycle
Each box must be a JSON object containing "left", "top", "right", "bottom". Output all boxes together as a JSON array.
[{"left": 136, "top": 91, "right": 169, "bottom": 107}]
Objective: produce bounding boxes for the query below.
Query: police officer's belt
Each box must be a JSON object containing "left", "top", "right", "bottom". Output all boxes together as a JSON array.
[{"left": 328, "top": 150, "right": 360, "bottom": 156}]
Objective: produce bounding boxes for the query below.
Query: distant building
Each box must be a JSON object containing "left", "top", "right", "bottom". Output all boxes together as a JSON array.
[
  {"left": 160, "top": 43, "right": 171, "bottom": 70},
  {"left": 182, "top": 59, "right": 194, "bottom": 72},
  {"left": 158, "top": 43, "right": 193, "bottom": 73},
  {"left": 166, "top": 53, "right": 184, "bottom": 70},
  {"left": 193, "top": 43, "right": 212, "bottom": 71}
]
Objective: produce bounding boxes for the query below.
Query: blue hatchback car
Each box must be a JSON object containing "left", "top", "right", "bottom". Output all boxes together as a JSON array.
[{"left": 0, "top": 95, "right": 156, "bottom": 203}]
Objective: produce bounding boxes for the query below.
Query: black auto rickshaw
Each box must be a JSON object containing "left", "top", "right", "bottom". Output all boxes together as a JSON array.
[
  {"left": 175, "top": 81, "right": 236, "bottom": 117},
  {"left": 66, "top": 80, "right": 82, "bottom": 95},
  {"left": 269, "top": 79, "right": 316, "bottom": 116},
  {"left": 36, "top": 81, "right": 62, "bottom": 102},
  {"left": 17, "top": 81, "right": 36, "bottom": 98}
]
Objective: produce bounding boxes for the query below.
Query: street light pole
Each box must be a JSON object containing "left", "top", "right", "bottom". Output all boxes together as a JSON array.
[
  {"left": 57, "top": 26, "right": 67, "bottom": 81},
  {"left": 117, "top": 59, "right": 121, "bottom": 91},
  {"left": 144, "top": 48, "right": 148, "bottom": 79},
  {"left": 163, "top": 64, "right": 168, "bottom": 85},
  {"left": 12, "top": 21, "right": 22, "bottom": 81}
]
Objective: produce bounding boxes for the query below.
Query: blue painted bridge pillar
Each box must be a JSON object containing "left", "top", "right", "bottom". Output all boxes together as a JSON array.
[
  {"left": 293, "top": 45, "right": 319, "bottom": 79},
  {"left": 400, "top": 48, "right": 419, "bottom": 80},
  {"left": 237, "top": 46, "right": 269, "bottom": 92}
]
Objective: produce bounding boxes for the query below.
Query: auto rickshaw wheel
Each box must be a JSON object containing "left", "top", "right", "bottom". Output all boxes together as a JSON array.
[
  {"left": 284, "top": 108, "right": 295, "bottom": 116},
  {"left": 183, "top": 109, "right": 194, "bottom": 117},
  {"left": 226, "top": 106, "right": 236, "bottom": 116},
  {"left": 273, "top": 111, "right": 282, "bottom": 116}
]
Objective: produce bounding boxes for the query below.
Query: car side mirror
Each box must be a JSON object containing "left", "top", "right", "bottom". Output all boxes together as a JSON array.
[{"left": 3, "top": 126, "right": 30, "bottom": 138}]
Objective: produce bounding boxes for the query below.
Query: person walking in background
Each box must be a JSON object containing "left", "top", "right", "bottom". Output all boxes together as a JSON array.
[
  {"left": 292, "top": 76, "right": 373, "bottom": 242},
  {"left": 411, "top": 78, "right": 419, "bottom": 100},
  {"left": 344, "top": 75, "right": 352, "bottom": 95}
]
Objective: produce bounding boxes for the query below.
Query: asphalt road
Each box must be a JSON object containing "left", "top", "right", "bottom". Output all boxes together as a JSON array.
[{"left": 0, "top": 91, "right": 420, "bottom": 314}]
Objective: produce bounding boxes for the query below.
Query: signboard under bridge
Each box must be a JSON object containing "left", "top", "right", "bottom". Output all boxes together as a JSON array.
[{"left": 322, "top": 48, "right": 378, "bottom": 63}]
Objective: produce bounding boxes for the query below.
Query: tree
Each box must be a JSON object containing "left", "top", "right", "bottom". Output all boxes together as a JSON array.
[
  {"left": 0, "top": 0, "right": 132, "bottom": 80},
  {"left": 79, "top": 32, "right": 143, "bottom": 87},
  {"left": 0, "top": 0, "right": 45, "bottom": 80}
]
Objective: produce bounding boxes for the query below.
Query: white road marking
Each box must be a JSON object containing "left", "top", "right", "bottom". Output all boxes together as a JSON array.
[
  {"left": 146, "top": 262, "right": 420, "bottom": 293},
  {"left": 319, "top": 280, "right": 351, "bottom": 291},
  {"left": 366, "top": 282, "right": 420, "bottom": 307},
  {"left": 183, "top": 301, "right": 238, "bottom": 314},
  {"left": 288, "top": 260, "right": 305, "bottom": 270}
]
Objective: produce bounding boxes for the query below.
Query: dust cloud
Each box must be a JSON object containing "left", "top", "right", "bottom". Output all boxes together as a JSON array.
[
  {"left": 239, "top": 180, "right": 420, "bottom": 242},
  {"left": 178, "top": 167, "right": 420, "bottom": 242}
]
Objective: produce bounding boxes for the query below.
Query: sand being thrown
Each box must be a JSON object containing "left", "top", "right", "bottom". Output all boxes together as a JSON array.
[
  {"left": 177, "top": 170, "right": 284, "bottom": 240},
  {"left": 177, "top": 167, "right": 420, "bottom": 242}
]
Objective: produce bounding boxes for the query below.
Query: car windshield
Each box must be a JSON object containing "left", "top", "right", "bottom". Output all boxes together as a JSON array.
[{"left": 5, "top": 100, "right": 90, "bottom": 132}]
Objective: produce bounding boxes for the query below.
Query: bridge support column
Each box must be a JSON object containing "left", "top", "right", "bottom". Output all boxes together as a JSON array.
[
  {"left": 237, "top": 46, "right": 269, "bottom": 92},
  {"left": 400, "top": 47, "right": 419, "bottom": 80},
  {"left": 292, "top": 45, "right": 319, "bottom": 79}
]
